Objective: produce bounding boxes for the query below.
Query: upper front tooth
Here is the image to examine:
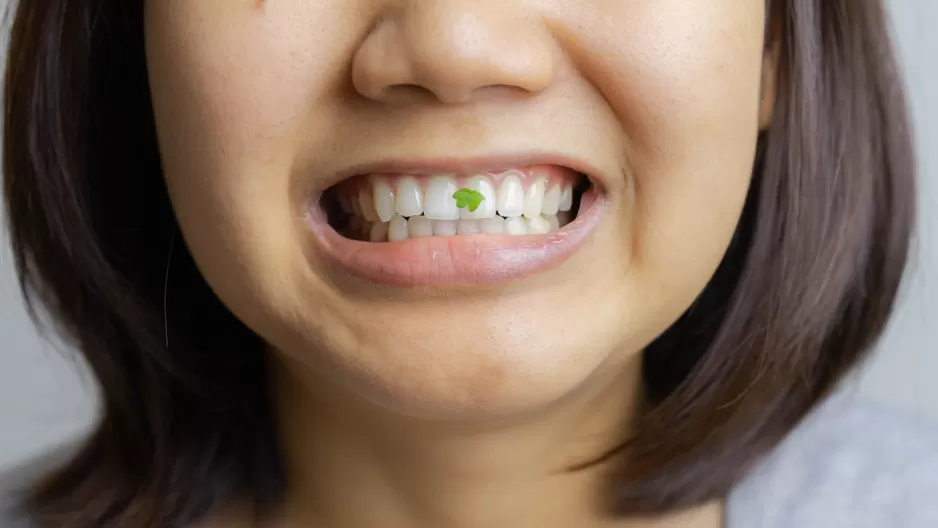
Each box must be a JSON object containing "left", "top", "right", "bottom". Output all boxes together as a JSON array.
[
  {"left": 396, "top": 177, "right": 424, "bottom": 217},
  {"left": 460, "top": 176, "right": 496, "bottom": 219},
  {"left": 523, "top": 179, "right": 545, "bottom": 219},
  {"left": 542, "top": 185, "right": 561, "bottom": 216},
  {"left": 559, "top": 184, "right": 573, "bottom": 212},
  {"left": 424, "top": 176, "right": 460, "bottom": 220},
  {"left": 372, "top": 177, "right": 395, "bottom": 222},
  {"left": 496, "top": 172, "right": 524, "bottom": 217}
]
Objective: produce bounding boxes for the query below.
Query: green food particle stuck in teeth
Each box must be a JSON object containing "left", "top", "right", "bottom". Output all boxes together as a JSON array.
[{"left": 452, "top": 188, "right": 485, "bottom": 212}]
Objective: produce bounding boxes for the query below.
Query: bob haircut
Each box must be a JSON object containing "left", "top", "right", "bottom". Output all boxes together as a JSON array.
[{"left": 3, "top": 0, "right": 915, "bottom": 526}]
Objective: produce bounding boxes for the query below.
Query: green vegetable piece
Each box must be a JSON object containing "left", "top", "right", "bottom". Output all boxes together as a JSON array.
[{"left": 452, "top": 188, "right": 486, "bottom": 212}]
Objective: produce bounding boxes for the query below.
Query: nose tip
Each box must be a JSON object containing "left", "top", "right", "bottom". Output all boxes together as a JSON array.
[{"left": 352, "top": 5, "right": 556, "bottom": 104}]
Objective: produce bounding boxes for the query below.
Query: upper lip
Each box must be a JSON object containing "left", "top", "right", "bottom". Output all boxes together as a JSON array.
[{"left": 323, "top": 152, "right": 607, "bottom": 191}]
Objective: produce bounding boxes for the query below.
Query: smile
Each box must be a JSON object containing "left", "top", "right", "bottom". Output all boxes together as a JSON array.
[{"left": 307, "top": 161, "right": 608, "bottom": 286}]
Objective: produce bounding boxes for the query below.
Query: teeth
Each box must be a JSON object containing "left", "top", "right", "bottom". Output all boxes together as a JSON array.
[
  {"left": 339, "top": 194, "right": 353, "bottom": 214},
  {"left": 369, "top": 221, "right": 389, "bottom": 242},
  {"left": 523, "top": 179, "right": 545, "bottom": 219},
  {"left": 547, "top": 214, "right": 560, "bottom": 232},
  {"left": 372, "top": 178, "right": 395, "bottom": 223},
  {"left": 358, "top": 188, "right": 378, "bottom": 222},
  {"left": 388, "top": 215, "right": 409, "bottom": 241},
  {"left": 457, "top": 219, "right": 480, "bottom": 234},
  {"left": 505, "top": 216, "right": 527, "bottom": 235},
  {"left": 479, "top": 217, "right": 505, "bottom": 234},
  {"left": 460, "top": 175, "right": 497, "bottom": 219},
  {"left": 526, "top": 215, "right": 551, "bottom": 234},
  {"left": 433, "top": 219, "right": 458, "bottom": 236},
  {"left": 423, "top": 176, "right": 461, "bottom": 220},
  {"left": 343, "top": 172, "right": 580, "bottom": 242},
  {"left": 408, "top": 216, "right": 433, "bottom": 237},
  {"left": 496, "top": 172, "right": 525, "bottom": 217},
  {"left": 396, "top": 177, "right": 424, "bottom": 217},
  {"left": 542, "top": 185, "right": 561, "bottom": 216},
  {"left": 559, "top": 185, "right": 573, "bottom": 212}
]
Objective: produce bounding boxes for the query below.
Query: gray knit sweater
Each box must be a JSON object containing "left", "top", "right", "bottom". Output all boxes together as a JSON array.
[{"left": 3, "top": 395, "right": 938, "bottom": 527}]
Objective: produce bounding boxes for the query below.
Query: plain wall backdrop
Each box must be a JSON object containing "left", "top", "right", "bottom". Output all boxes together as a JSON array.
[{"left": 1, "top": 1, "right": 936, "bottom": 472}]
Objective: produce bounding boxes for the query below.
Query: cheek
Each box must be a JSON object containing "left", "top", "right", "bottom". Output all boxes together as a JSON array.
[
  {"left": 143, "top": 2, "right": 355, "bottom": 339},
  {"left": 569, "top": 0, "right": 765, "bottom": 304}
]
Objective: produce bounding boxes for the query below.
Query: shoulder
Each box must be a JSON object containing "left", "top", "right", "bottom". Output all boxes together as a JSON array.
[
  {"left": 0, "top": 443, "right": 79, "bottom": 528},
  {"left": 727, "top": 394, "right": 938, "bottom": 528}
]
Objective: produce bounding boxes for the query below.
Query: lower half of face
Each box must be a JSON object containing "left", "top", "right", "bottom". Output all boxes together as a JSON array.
[{"left": 146, "top": 0, "right": 766, "bottom": 419}]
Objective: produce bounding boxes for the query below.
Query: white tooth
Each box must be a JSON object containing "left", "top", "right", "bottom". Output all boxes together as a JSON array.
[
  {"left": 505, "top": 217, "right": 527, "bottom": 235},
  {"left": 559, "top": 185, "right": 573, "bottom": 212},
  {"left": 542, "top": 185, "right": 561, "bottom": 216},
  {"left": 388, "top": 215, "right": 409, "bottom": 241},
  {"left": 409, "top": 216, "right": 433, "bottom": 237},
  {"left": 460, "top": 175, "right": 497, "bottom": 219},
  {"left": 372, "top": 177, "right": 395, "bottom": 223},
  {"left": 423, "top": 176, "right": 460, "bottom": 220},
  {"left": 339, "top": 194, "right": 353, "bottom": 214},
  {"left": 433, "top": 219, "right": 457, "bottom": 236},
  {"left": 480, "top": 217, "right": 505, "bottom": 234},
  {"left": 496, "top": 173, "right": 525, "bottom": 217},
  {"left": 457, "top": 219, "right": 480, "bottom": 234},
  {"left": 526, "top": 215, "right": 551, "bottom": 234},
  {"left": 547, "top": 215, "right": 560, "bottom": 232},
  {"left": 523, "top": 179, "right": 545, "bottom": 219},
  {"left": 351, "top": 195, "right": 363, "bottom": 216},
  {"left": 369, "top": 221, "right": 389, "bottom": 242},
  {"left": 359, "top": 188, "right": 378, "bottom": 221},
  {"left": 395, "top": 177, "right": 424, "bottom": 217},
  {"left": 557, "top": 211, "right": 572, "bottom": 227}
]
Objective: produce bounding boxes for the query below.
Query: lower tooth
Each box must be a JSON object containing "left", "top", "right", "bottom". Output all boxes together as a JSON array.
[
  {"left": 526, "top": 215, "right": 551, "bottom": 235},
  {"left": 356, "top": 214, "right": 566, "bottom": 241},
  {"left": 389, "top": 215, "right": 409, "bottom": 241},
  {"left": 547, "top": 215, "right": 560, "bottom": 231},
  {"left": 505, "top": 217, "right": 527, "bottom": 235},
  {"left": 369, "top": 221, "right": 388, "bottom": 242},
  {"left": 433, "top": 219, "right": 458, "bottom": 236},
  {"left": 480, "top": 217, "right": 505, "bottom": 234},
  {"left": 457, "top": 219, "right": 480, "bottom": 234},
  {"left": 409, "top": 216, "right": 433, "bottom": 238}
]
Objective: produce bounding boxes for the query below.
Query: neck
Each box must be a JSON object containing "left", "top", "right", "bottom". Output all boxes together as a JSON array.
[{"left": 268, "top": 356, "right": 717, "bottom": 528}]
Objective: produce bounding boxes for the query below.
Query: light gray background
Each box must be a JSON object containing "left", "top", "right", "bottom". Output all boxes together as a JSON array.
[{"left": 1, "top": 2, "right": 936, "bottom": 472}]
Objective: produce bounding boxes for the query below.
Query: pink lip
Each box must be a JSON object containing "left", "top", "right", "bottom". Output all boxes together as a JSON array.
[{"left": 306, "top": 187, "right": 606, "bottom": 287}]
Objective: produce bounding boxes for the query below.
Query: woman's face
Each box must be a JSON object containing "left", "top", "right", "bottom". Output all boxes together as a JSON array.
[{"left": 146, "top": 0, "right": 770, "bottom": 418}]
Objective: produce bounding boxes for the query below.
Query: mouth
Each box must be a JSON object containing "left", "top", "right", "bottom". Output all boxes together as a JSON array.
[{"left": 306, "top": 163, "right": 607, "bottom": 286}]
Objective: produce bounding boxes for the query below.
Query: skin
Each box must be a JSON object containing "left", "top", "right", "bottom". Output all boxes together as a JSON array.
[{"left": 144, "top": 1, "right": 777, "bottom": 526}]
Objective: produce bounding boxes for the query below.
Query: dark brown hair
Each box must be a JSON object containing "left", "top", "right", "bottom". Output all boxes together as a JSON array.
[{"left": 3, "top": 0, "right": 915, "bottom": 526}]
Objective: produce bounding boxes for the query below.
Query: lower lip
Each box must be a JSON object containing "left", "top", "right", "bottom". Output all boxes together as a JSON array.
[{"left": 306, "top": 188, "right": 606, "bottom": 287}]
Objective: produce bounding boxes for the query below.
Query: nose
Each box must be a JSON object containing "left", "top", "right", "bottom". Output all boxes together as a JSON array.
[{"left": 351, "top": 1, "right": 556, "bottom": 104}]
